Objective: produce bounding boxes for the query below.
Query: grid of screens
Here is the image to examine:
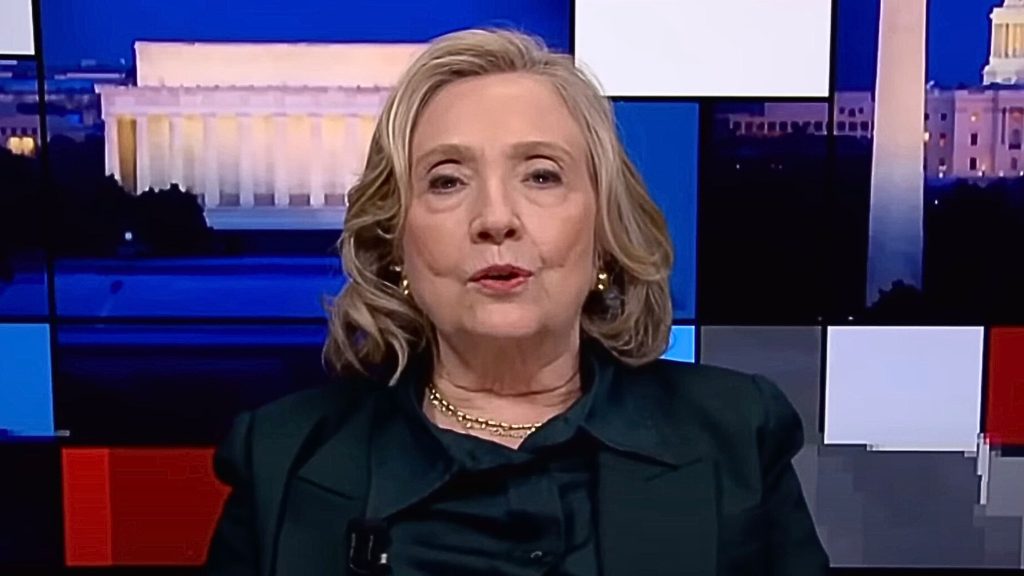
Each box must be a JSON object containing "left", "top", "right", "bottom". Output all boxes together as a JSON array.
[{"left": 2, "top": 0, "right": 1023, "bottom": 572}]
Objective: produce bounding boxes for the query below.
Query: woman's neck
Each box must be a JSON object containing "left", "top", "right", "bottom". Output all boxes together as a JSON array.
[{"left": 424, "top": 333, "right": 584, "bottom": 438}]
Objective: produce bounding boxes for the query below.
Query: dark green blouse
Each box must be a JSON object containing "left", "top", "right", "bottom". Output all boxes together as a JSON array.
[{"left": 367, "top": 342, "right": 677, "bottom": 576}]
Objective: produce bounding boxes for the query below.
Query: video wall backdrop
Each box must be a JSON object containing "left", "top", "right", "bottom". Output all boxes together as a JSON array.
[{"left": 1, "top": 0, "right": 1023, "bottom": 572}]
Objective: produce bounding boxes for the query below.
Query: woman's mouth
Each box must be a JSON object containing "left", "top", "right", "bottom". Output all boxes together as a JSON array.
[{"left": 469, "top": 265, "right": 534, "bottom": 294}]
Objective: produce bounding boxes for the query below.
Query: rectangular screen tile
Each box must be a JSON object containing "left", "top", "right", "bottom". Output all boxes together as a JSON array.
[
  {"left": 700, "top": 326, "right": 822, "bottom": 444},
  {"left": 824, "top": 326, "right": 985, "bottom": 451},
  {"left": 0, "top": 53, "right": 47, "bottom": 319},
  {"left": 63, "top": 447, "right": 229, "bottom": 566},
  {"left": 662, "top": 325, "right": 695, "bottom": 363},
  {"left": 699, "top": 325, "right": 824, "bottom": 541},
  {"left": 0, "top": 0, "right": 34, "bottom": 56},
  {"left": 0, "top": 323, "right": 54, "bottom": 437},
  {"left": 55, "top": 324, "right": 328, "bottom": 444},
  {"left": 986, "top": 328, "right": 1024, "bottom": 448},
  {"left": 700, "top": 102, "right": 828, "bottom": 323},
  {"left": 0, "top": 444, "right": 63, "bottom": 569},
  {"left": 575, "top": 0, "right": 832, "bottom": 97},
  {"left": 829, "top": 0, "right": 1024, "bottom": 324},
  {"left": 39, "top": 0, "right": 569, "bottom": 319},
  {"left": 613, "top": 102, "right": 698, "bottom": 320}
]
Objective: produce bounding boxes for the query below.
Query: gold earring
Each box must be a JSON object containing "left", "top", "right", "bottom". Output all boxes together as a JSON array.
[
  {"left": 389, "top": 264, "right": 410, "bottom": 296},
  {"left": 596, "top": 270, "right": 608, "bottom": 292}
]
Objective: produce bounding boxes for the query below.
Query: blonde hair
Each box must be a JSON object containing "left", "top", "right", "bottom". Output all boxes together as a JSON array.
[{"left": 324, "top": 28, "right": 674, "bottom": 383}]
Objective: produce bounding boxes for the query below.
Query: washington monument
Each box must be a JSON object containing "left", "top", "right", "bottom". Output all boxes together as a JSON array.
[{"left": 866, "top": 0, "right": 927, "bottom": 305}]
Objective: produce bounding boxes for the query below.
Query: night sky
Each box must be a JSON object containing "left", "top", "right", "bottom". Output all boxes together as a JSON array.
[
  {"left": 837, "top": 0, "right": 1004, "bottom": 90},
  {"left": 39, "top": 0, "right": 1003, "bottom": 91}
]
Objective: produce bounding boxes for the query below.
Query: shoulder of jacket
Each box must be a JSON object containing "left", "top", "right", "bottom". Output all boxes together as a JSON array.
[
  {"left": 630, "top": 358, "right": 761, "bottom": 397},
  {"left": 250, "top": 386, "right": 337, "bottom": 426},
  {"left": 245, "top": 381, "right": 373, "bottom": 452},
  {"left": 624, "top": 359, "right": 767, "bottom": 429}
]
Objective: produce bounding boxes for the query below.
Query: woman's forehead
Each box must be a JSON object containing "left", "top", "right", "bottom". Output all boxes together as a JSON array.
[{"left": 410, "top": 73, "right": 588, "bottom": 157}]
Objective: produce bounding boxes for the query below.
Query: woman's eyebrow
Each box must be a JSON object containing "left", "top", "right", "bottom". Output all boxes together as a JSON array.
[
  {"left": 413, "top": 140, "right": 575, "bottom": 172},
  {"left": 414, "top": 143, "right": 475, "bottom": 173},
  {"left": 508, "top": 140, "right": 575, "bottom": 163}
]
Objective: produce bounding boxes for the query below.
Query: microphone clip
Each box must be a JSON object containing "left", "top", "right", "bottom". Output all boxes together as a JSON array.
[{"left": 347, "top": 518, "right": 392, "bottom": 576}]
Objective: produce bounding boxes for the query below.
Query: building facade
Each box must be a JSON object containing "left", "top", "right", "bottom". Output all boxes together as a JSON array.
[
  {"left": 724, "top": 93, "right": 875, "bottom": 140},
  {"left": 97, "top": 42, "right": 425, "bottom": 229},
  {"left": 982, "top": 0, "right": 1024, "bottom": 85}
]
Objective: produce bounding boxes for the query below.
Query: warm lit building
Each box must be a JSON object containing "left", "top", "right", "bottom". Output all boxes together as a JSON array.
[
  {"left": 924, "top": 88, "right": 1024, "bottom": 180},
  {"left": 96, "top": 41, "right": 426, "bottom": 229},
  {"left": 0, "top": 103, "right": 40, "bottom": 156},
  {"left": 982, "top": 0, "right": 1024, "bottom": 84}
]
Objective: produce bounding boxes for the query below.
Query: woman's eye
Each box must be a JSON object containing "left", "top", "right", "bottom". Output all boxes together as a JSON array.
[
  {"left": 427, "top": 174, "right": 464, "bottom": 193},
  {"left": 527, "top": 169, "right": 562, "bottom": 186}
]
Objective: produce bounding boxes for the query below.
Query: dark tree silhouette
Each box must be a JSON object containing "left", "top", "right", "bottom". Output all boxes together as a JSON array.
[
  {"left": 0, "top": 146, "right": 47, "bottom": 278},
  {"left": 46, "top": 133, "right": 133, "bottom": 256},
  {"left": 131, "top": 183, "right": 212, "bottom": 256},
  {"left": 862, "top": 280, "right": 934, "bottom": 323},
  {"left": 924, "top": 177, "right": 1024, "bottom": 322},
  {"left": 1, "top": 135, "right": 214, "bottom": 265}
]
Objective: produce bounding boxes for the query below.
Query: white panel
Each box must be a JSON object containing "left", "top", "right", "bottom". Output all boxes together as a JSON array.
[
  {"left": 574, "top": 0, "right": 832, "bottom": 98},
  {"left": 824, "top": 326, "right": 985, "bottom": 452},
  {"left": 0, "top": 0, "right": 34, "bottom": 56}
]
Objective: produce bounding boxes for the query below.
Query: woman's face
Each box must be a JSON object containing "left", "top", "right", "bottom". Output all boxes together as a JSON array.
[{"left": 402, "top": 72, "right": 597, "bottom": 343}]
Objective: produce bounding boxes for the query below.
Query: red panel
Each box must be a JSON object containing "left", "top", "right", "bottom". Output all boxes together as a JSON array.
[
  {"left": 63, "top": 448, "right": 113, "bottom": 566},
  {"left": 63, "top": 447, "right": 230, "bottom": 566},
  {"left": 108, "top": 448, "right": 229, "bottom": 565},
  {"left": 986, "top": 328, "right": 1024, "bottom": 447}
]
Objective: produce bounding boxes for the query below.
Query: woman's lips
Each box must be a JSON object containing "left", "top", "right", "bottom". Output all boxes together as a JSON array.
[
  {"left": 468, "top": 264, "right": 534, "bottom": 282},
  {"left": 471, "top": 275, "right": 531, "bottom": 294}
]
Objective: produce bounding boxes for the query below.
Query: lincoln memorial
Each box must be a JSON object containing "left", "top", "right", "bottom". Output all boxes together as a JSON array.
[{"left": 97, "top": 41, "right": 425, "bottom": 229}]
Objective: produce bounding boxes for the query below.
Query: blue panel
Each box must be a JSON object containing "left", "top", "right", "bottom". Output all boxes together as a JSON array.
[
  {"left": 0, "top": 324, "right": 54, "bottom": 437},
  {"left": 662, "top": 325, "right": 696, "bottom": 364},
  {"left": 613, "top": 102, "right": 699, "bottom": 320},
  {"left": 42, "top": 0, "right": 572, "bottom": 66},
  {"left": 55, "top": 257, "right": 345, "bottom": 319},
  {"left": 0, "top": 250, "right": 48, "bottom": 318},
  {"left": 55, "top": 324, "right": 331, "bottom": 444}
]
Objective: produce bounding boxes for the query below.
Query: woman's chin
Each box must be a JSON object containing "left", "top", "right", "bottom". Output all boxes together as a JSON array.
[{"left": 463, "top": 309, "right": 547, "bottom": 339}]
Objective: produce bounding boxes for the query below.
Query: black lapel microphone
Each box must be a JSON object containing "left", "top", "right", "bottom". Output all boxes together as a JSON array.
[{"left": 347, "top": 518, "right": 392, "bottom": 575}]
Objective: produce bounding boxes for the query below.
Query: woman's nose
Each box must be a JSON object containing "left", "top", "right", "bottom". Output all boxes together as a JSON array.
[
  {"left": 470, "top": 182, "right": 520, "bottom": 244},
  {"left": 474, "top": 220, "right": 519, "bottom": 243}
]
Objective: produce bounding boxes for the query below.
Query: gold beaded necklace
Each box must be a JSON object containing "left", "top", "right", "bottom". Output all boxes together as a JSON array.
[{"left": 427, "top": 384, "right": 544, "bottom": 438}]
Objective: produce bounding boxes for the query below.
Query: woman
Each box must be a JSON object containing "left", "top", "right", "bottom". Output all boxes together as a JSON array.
[{"left": 206, "top": 28, "right": 829, "bottom": 576}]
